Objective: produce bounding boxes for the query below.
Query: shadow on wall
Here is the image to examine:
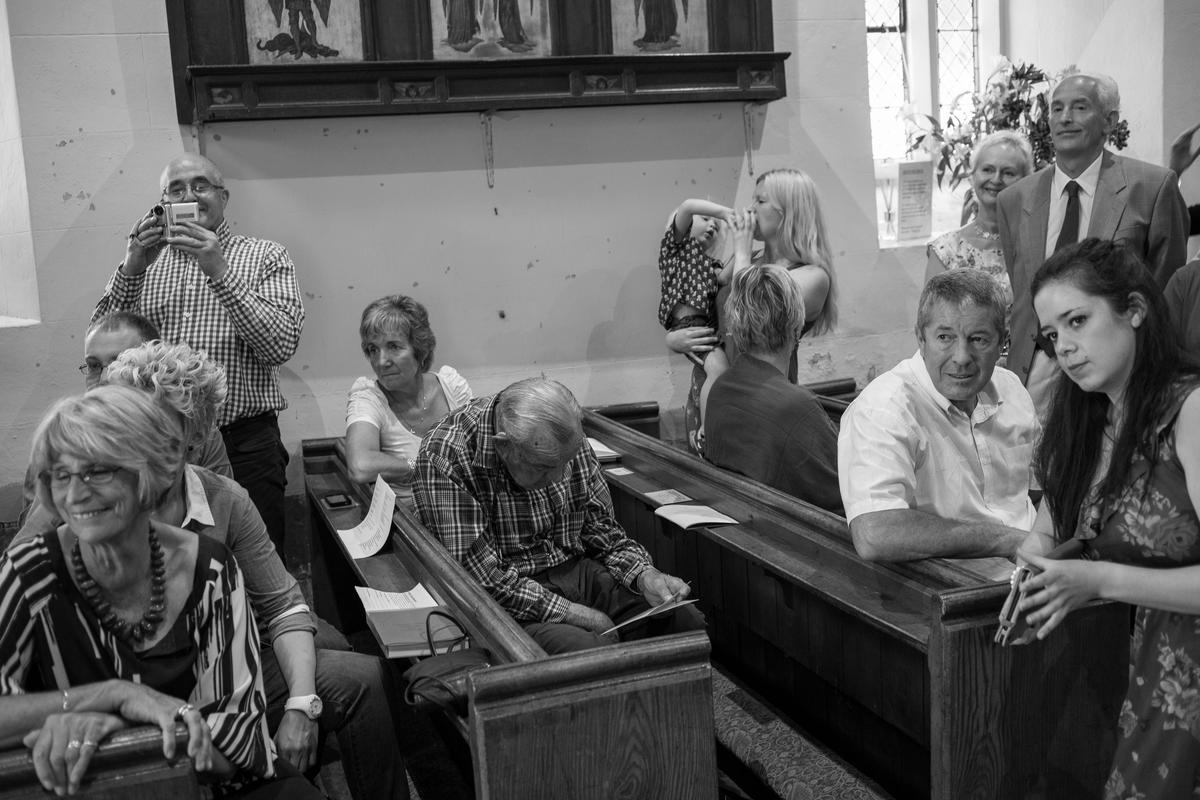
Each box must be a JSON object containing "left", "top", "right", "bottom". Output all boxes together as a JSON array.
[{"left": 201, "top": 102, "right": 753, "bottom": 182}]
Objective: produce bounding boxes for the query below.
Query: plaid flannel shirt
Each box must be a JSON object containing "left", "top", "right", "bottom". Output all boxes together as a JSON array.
[
  {"left": 94, "top": 221, "right": 304, "bottom": 427},
  {"left": 413, "top": 395, "right": 652, "bottom": 623}
]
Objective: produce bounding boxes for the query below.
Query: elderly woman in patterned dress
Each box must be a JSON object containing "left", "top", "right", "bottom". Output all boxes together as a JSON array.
[{"left": 924, "top": 130, "right": 1035, "bottom": 312}]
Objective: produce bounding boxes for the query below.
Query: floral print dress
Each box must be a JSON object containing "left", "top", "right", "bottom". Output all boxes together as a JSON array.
[
  {"left": 926, "top": 229, "right": 1012, "bottom": 305},
  {"left": 1075, "top": 381, "right": 1200, "bottom": 799}
]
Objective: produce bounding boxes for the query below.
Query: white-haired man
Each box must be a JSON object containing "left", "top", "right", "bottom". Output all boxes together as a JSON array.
[
  {"left": 999, "top": 72, "right": 1189, "bottom": 415},
  {"left": 415, "top": 377, "right": 705, "bottom": 654}
]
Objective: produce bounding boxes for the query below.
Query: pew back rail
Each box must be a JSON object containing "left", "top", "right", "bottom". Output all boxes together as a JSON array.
[{"left": 0, "top": 726, "right": 197, "bottom": 800}]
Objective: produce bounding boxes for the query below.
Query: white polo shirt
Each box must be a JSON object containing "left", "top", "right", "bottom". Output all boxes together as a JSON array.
[{"left": 838, "top": 352, "right": 1039, "bottom": 530}]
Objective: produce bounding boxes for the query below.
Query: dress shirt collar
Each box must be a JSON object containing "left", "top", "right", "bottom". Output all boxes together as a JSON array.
[
  {"left": 909, "top": 350, "right": 1003, "bottom": 423},
  {"left": 470, "top": 394, "right": 506, "bottom": 475},
  {"left": 180, "top": 464, "right": 214, "bottom": 529},
  {"left": 1052, "top": 151, "right": 1103, "bottom": 201},
  {"left": 214, "top": 220, "right": 233, "bottom": 246}
]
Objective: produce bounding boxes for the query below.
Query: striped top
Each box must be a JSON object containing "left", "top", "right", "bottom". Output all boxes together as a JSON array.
[{"left": 0, "top": 525, "right": 274, "bottom": 779}]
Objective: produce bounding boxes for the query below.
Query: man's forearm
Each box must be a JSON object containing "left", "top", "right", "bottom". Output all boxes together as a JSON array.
[
  {"left": 271, "top": 631, "right": 318, "bottom": 697},
  {"left": 850, "top": 509, "right": 1026, "bottom": 563}
]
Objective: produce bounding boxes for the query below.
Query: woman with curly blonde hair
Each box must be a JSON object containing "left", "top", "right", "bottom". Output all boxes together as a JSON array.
[{"left": 105, "top": 341, "right": 231, "bottom": 477}]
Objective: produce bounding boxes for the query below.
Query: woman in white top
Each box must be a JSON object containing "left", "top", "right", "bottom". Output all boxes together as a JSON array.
[{"left": 345, "top": 295, "right": 472, "bottom": 509}]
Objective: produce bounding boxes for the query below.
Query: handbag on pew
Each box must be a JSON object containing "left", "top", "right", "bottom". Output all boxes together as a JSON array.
[
  {"left": 402, "top": 610, "right": 492, "bottom": 717},
  {"left": 994, "top": 538, "right": 1085, "bottom": 646}
]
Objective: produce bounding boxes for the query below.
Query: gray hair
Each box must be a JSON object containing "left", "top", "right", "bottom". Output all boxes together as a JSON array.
[
  {"left": 359, "top": 295, "right": 436, "bottom": 373},
  {"left": 1052, "top": 71, "right": 1121, "bottom": 117},
  {"left": 916, "top": 270, "right": 1008, "bottom": 340},
  {"left": 969, "top": 130, "right": 1035, "bottom": 178},
  {"left": 726, "top": 265, "right": 806, "bottom": 355},
  {"left": 30, "top": 385, "right": 186, "bottom": 513},
  {"left": 104, "top": 341, "right": 228, "bottom": 448},
  {"left": 494, "top": 378, "right": 583, "bottom": 461}
]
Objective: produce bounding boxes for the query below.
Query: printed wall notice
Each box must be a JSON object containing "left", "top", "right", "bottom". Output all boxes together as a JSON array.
[{"left": 896, "top": 161, "right": 933, "bottom": 241}]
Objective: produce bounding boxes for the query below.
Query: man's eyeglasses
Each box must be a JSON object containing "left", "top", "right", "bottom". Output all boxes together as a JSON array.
[
  {"left": 77, "top": 362, "right": 104, "bottom": 376},
  {"left": 161, "top": 180, "right": 224, "bottom": 202},
  {"left": 42, "top": 465, "right": 122, "bottom": 488}
]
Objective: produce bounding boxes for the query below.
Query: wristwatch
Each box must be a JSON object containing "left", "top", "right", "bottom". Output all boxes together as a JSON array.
[{"left": 284, "top": 694, "right": 324, "bottom": 720}]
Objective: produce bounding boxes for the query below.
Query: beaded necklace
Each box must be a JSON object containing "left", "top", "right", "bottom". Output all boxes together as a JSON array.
[
  {"left": 973, "top": 223, "right": 1001, "bottom": 241},
  {"left": 71, "top": 527, "right": 166, "bottom": 645}
]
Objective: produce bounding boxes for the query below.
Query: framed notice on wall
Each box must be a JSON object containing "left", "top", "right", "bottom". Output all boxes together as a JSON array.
[
  {"left": 896, "top": 160, "right": 933, "bottom": 241},
  {"left": 165, "top": 0, "right": 789, "bottom": 123}
]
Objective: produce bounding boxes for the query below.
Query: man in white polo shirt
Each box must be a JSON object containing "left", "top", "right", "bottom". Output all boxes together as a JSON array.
[{"left": 838, "top": 270, "right": 1039, "bottom": 562}]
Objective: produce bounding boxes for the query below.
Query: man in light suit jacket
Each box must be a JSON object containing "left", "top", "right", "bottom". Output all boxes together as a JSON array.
[{"left": 998, "top": 73, "right": 1189, "bottom": 413}]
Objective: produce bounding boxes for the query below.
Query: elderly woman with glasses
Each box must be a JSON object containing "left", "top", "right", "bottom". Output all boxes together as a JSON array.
[
  {"left": 346, "top": 294, "right": 473, "bottom": 510},
  {"left": 0, "top": 386, "right": 320, "bottom": 798}
]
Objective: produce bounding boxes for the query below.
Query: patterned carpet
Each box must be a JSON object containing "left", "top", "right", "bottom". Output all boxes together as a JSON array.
[{"left": 711, "top": 667, "right": 892, "bottom": 800}]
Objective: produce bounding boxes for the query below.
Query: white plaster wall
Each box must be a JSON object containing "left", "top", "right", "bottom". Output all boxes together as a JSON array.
[
  {"left": 0, "top": 0, "right": 928, "bottom": 519},
  {"left": 0, "top": 0, "right": 38, "bottom": 322},
  {"left": 1004, "top": 0, "right": 1166, "bottom": 163},
  {"left": 1163, "top": 0, "right": 1200, "bottom": 238}
]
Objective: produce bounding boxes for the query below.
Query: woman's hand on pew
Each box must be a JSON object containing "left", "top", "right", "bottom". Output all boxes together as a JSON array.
[
  {"left": 563, "top": 603, "right": 619, "bottom": 643},
  {"left": 637, "top": 568, "right": 691, "bottom": 607},
  {"left": 22, "top": 711, "right": 128, "bottom": 796},
  {"left": 107, "top": 680, "right": 215, "bottom": 773}
]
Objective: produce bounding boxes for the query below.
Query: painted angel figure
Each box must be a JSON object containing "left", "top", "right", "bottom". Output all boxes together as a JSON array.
[
  {"left": 496, "top": 0, "right": 534, "bottom": 53},
  {"left": 444, "top": 0, "right": 535, "bottom": 54},
  {"left": 444, "top": 0, "right": 482, "bottom": 51},
  {"left": 258, "top": 0, "right": 340, "bottom": 59},
  {"left": 634, "top": 0, "right": 686, "bottom": 51}
]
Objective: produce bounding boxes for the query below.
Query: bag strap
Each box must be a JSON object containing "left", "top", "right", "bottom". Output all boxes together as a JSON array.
[
  {"left": 425, "top": 608, "right": 470, "bottom": 654},
  {"left": 403, "top": 674, "right": 464, "bottom": 714}
]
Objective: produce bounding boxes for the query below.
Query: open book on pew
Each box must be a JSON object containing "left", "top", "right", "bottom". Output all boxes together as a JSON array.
[
  {"left": 653, "top": 503, "right": 737, "bottom": 529},
  {"left": 355, "top": 585, "right": 464, "bottom": 658},
  {"left": 586, "top": 437, "right": 620, "bottom": 463}
]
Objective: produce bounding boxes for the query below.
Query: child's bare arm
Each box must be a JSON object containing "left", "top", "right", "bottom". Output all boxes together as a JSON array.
[
  {"left": 716, "top": 258, "right": 734, "bottom": 286},
  {"left": 674, "top": 199, "right": 734, "bottom": 238}
]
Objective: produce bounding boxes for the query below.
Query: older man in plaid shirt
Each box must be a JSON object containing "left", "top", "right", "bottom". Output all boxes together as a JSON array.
[
  {"left": 414, "top": 377, "right": 705, "bottom": 654},
  {"left": 94, "top": 154, "right": 304, "bottom": 553}
]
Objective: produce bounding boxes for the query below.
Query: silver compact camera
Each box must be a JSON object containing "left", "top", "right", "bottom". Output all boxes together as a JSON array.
[{"left": 152, "top": 201, "right": 200, "bottom": 230}]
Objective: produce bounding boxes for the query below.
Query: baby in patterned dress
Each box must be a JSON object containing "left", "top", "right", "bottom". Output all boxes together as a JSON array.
[{"left": 658, "top": 198, "right": 734, "bottom": 416}]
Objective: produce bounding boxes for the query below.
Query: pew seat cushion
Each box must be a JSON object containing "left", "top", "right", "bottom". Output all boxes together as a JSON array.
[{"left": 712, "top": 668, "right": 890, "bottom": 800}]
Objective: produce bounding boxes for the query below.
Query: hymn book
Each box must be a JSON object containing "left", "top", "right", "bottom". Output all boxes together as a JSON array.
[
  {"left": 652, "top": 504, "right": 737, "bottom": 529},
  {"left": 587, "top": 437, "right": 620, "bottom": 462},
  {"left": 355, "top": 585, "right": 463, "bottom": 658}
]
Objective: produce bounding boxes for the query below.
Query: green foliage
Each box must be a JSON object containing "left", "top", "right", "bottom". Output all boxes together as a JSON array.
[{"left": 906, "top": 60, "right": 1130, "bottom": 189}]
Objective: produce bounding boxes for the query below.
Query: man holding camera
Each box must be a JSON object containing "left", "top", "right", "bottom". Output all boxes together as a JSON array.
[{"left": 94, "top": 154, "right": 305, "bottom": 553}]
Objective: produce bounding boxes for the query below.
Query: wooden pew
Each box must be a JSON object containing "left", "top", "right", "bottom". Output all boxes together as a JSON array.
[
  {"left": 0, "top": 726, "right": 197, "bottom": 800},
  {"left": 302, "top": 437, "right": 717, "bottom": 800},
  {"left": 582, "top": 410, "right": 1128, "bottom": 800}
]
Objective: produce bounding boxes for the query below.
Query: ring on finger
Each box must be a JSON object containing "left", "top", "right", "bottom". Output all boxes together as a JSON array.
[
  {"left": 175, "top": 703, "right": 196, "bottom": 720},
  {"left": 67, "top": 739, "right": 82, "bottom": 750},
  {"left": 81, "top": 740, "right": 97, "bottom": 750}
]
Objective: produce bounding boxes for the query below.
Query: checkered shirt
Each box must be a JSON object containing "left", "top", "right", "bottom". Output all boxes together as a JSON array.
[
  {"left": 413, "top": 395, "right": 652, "bottom": 623},
  {"left": 95, "top": 221, "right": 304, "bottom": 427}
]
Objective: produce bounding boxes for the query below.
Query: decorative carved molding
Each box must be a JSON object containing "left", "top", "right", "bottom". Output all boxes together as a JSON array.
[{"left": 186, "top": 53, "right": 788, "bottom": 122}]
